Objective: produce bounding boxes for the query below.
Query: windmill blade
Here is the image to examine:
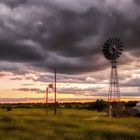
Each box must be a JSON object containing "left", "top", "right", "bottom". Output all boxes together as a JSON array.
[
  {"left": 116, "top": 38, "right": 120, "bottom": 45},
  {"left": 105, "top": 42, "right": 109, "bottom": 46},
  {"left": 118, "top": 41, "right": 123, "bottom": 46},
  {"left": 116, "top": 51, "right": 122, "bottom": 55},
  {"left": 115, "top": 37, "right": 118, "bottom": 44},
  {"left": 104, "top": 53, "right": 111, "bottom": 58},
  {"left": 107, "top": 40, "right": 110, "bottom": 44},
  {"left": 118, "top": 42, "right": 123, "bottom": 46},
  {"left": 113, "top": 37, "right": 115, "bottom": 46},
  {"left": 115, "top": 53, "right": 120, "bottom": 58},
  {"left": 103, "top": 48, "right": 109, "bottom": 52},
  {"left": 103, "top": 45, "right": 109, "bottom": 49},
  {"left": 106, "top": 55, "right": 111, "bottom": 60},
  {"left": 103, "top": 51, "right": 111, "bottom": 56},
  {"left": 104, "top": 52, "right": 111, "bottom": 57},
  {"left": 117, "top": 48, "right": 123, "bottom": 51},
  {"left": 103, "top": 51, "right": 109, "bottom": 55},
  {"left": 117, "top": 44, "right": 123, "bottom": 48},
  {"left": 109, "top": 38, "right": 112, "bottom": 44},
  {"left": 103, "top": 50, "right": 110, "bottom": 54},
  {"left": 104, "top": 43, "right": 109, "bottom": 47},
  {"left": 116, "top": 49, "right": 122, "bottom": 53}
]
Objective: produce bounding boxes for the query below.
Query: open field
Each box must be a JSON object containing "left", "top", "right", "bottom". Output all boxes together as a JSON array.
[{"left": 0, "top": 108, "right": 140, "bottom": 140}]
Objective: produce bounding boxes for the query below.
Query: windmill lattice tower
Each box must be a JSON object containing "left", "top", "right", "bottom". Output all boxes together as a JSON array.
[{"left": 103, "top": 37, "right": 123, "bottom": 102}]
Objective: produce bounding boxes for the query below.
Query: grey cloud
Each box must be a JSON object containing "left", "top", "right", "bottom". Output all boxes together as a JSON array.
[
  {"left": 0, "top": 61, "right": 34, "bottom": 75},
  {"left": 17, "top": 88, "right": 44, "bottom": 93},
  {"left": 121, "top": 78, "right": 140, "bottom": 88},
  {"left": 34, "top": 72, "right": 96, "bottom": 84},
  {"left": 56, "top": 86, "right": 140, "bottom": 98},
  {"left": 58, "top": 86, "right": 100, "bottom": 96},
  {"left": 15, "top": 85, "right": 140, "bottom": 99},
  {"left": 21, "top": 83, "right": 35, "bottom": 86},
  {"left": 11, "top": 77, "right": 23, "bottom": 80}
]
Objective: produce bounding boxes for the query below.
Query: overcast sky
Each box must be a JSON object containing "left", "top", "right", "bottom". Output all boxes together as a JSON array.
[{"left": 0, "top": 0, "right": 140, "bottom": 103}]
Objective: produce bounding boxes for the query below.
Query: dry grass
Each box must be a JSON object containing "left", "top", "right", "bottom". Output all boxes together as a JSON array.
[{"left": 0, "top": 108, "right": 140, "bottom": 140}]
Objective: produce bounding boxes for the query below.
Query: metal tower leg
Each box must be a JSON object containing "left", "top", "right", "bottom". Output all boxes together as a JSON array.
[{"left": 108, "top": 60, "right": 120, "bottom": 117}]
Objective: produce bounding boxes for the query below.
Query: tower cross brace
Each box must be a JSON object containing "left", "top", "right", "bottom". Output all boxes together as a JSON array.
[{"left": 108, "top": 60, "right": 120, "bottom": 102}]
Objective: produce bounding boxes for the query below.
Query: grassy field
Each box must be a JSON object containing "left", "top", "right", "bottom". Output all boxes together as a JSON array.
[{"left": 0, "top": 108, "right": 140, "bottom": 140}]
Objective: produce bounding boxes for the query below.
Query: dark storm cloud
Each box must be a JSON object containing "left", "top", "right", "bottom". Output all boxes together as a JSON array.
[
  {"left": 0, "top": 0, "right": 139, "bottom": 74},
  {"left": 3, "top": 0, "right": 27, "bottom": 8},
  {"left": 0, "top": 41, "right": 45, "bottom": 62}
]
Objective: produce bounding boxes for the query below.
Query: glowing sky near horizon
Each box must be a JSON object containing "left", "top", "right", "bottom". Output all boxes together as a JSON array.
[{"left": 0, "top": 0, "right": 140, "bottom": 103}]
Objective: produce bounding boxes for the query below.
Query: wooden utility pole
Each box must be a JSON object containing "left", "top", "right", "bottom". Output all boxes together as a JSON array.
[
  {"left": 54, "top": 69, "right": 57, "bottom": 114},
  {"left": 46, "top": 88, "right": 48, "bottom": 116}
]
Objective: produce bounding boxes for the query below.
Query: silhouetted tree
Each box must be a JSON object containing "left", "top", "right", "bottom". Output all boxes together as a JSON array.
[
  {"left": 125, "top": 101, "right": 137, "bottom": 108},
  {"left": 94, "top": 99, "right": 108, "bottom": 111},
  {"left": 88, "top": 99, "right": 107, "bottom": 111}
]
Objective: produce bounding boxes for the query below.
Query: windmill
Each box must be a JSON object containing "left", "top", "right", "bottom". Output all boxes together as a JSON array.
[
  {"left": 45, "top": 69, "right": 57, "bottom": 115},
  {"left": 103, "top": 37, "right": 123, "bottom": 117},
  {"left": 45, "top": 83, "right": 54, "bottom": 115}
]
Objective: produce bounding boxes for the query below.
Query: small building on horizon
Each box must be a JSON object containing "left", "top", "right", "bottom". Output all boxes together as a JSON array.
[{"left": 129, "top": 102, "right": 140, "bottom": 116}]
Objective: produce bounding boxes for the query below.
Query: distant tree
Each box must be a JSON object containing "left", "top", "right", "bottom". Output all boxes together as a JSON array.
[
  {"left": 94, "top": 99, "right": 108, "bottom": 111},
  {"left": 125, "top": 101, "right": 137, "bottom": 108},
  {"left": 88, "top": 99, "right": 108, "bottom": 111}
]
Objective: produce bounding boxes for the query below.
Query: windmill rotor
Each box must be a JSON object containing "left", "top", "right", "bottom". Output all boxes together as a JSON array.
[{"left": 103, "top": 37, "right": 123, "bottom": 61}]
